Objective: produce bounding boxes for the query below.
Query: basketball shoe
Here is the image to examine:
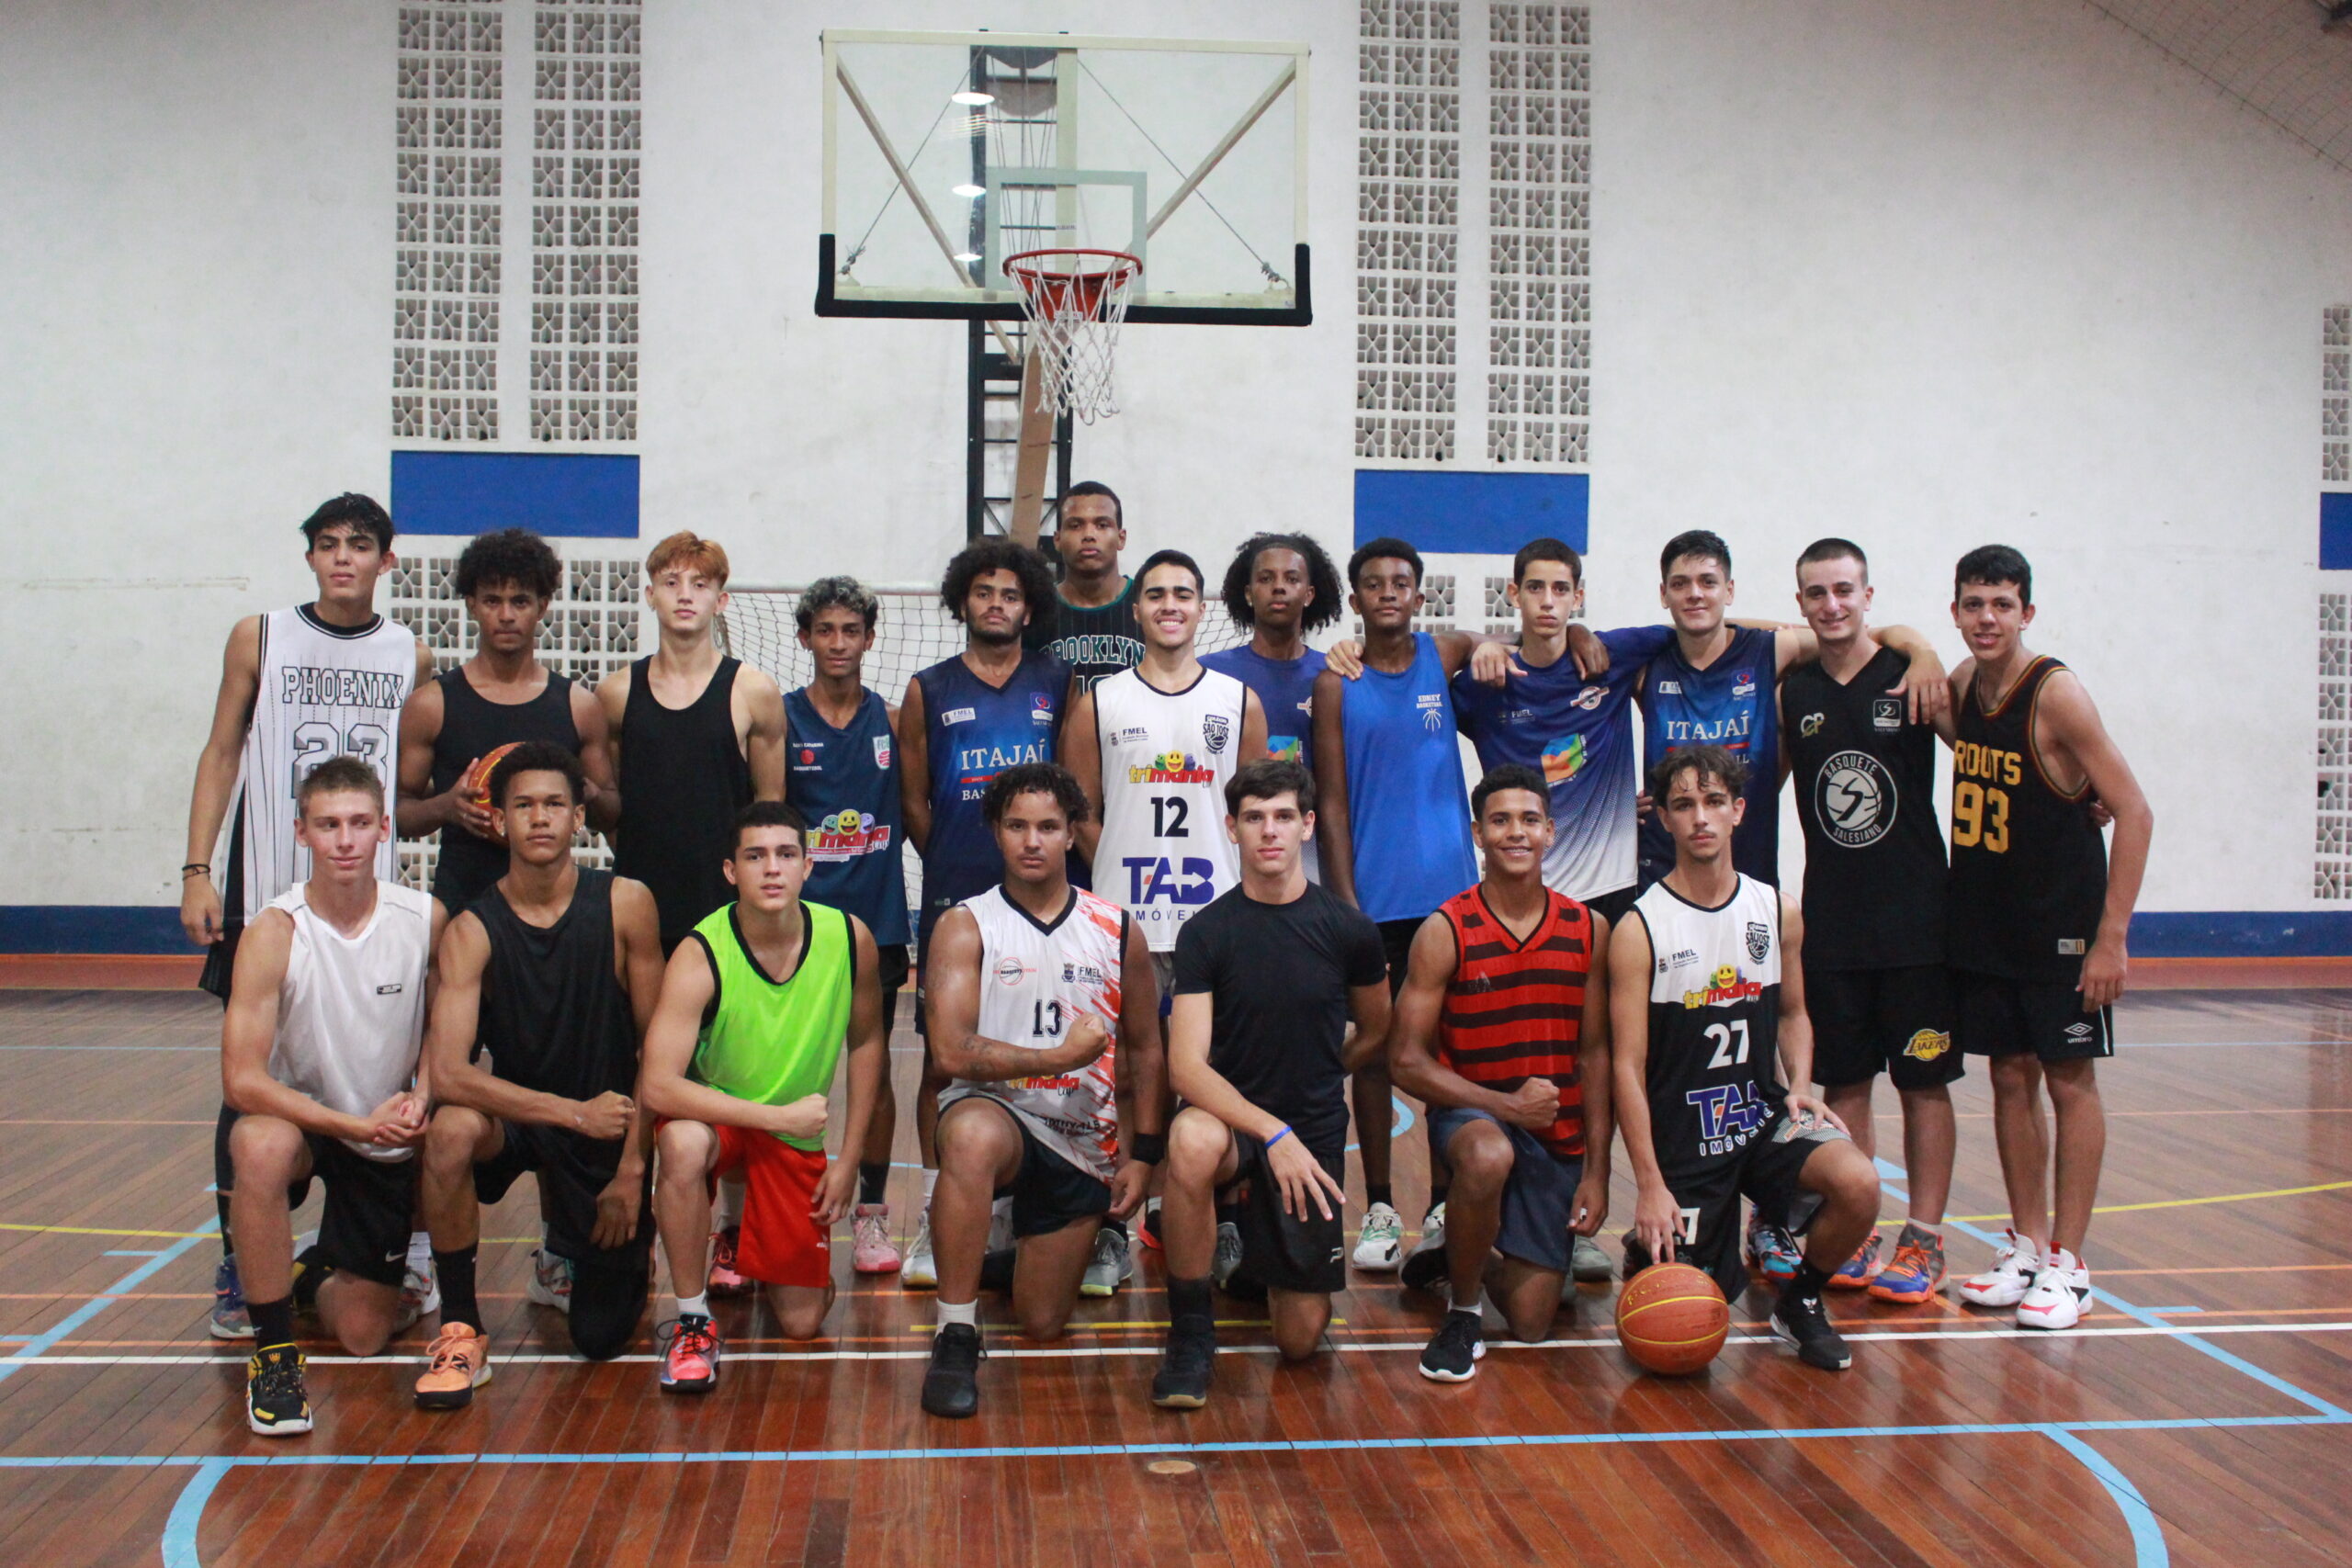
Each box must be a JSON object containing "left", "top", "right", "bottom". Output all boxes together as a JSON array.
[
  {"left": 1957, "top": 1230, "right": 2041, "bottom": 1308},
  {"left": 245, "top": 1343, "right": 312, "bottom": 1436},
  {"left": 657, "top": 1314, "right": 721, "bottom": 1393},
  {"left": 1352, "top": 1201, "right": 1404, "bottom": 1270},
  {"left": 853, "top": 1204, "right": 902, "bottom": 1274},
  {"left": 1868, "top": 1224, "right": 1947, "bottom": 1304},
  {"left": 708, "top": 1225, "right": 752, "bottom": 1297},
  {"left": 414, "top": 1323, "right": 492, "bottom": 1410},
  {"left": 209, "top": 1256, "right": 252, "bottom": 1339},
  {"left": 900, "top": 1208, "right": 938, "bottom": 1291},
  {"left": 2016, "top": 1247, "right": 2090, "bottom": 1330},
  {"left": 1828, "top": 1231, "right": 1882, "bottom": 1290}
]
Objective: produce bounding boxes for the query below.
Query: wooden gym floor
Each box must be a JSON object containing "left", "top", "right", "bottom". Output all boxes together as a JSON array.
[{"left": 2, "top": 981, "right": 2348, "bottom": 1566}]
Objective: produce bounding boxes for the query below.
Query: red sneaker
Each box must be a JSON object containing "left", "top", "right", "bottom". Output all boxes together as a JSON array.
[
  {"left": 707, "top": 1225, "right": 752, "bottom": 1297},
  {"left": 657, "top": 1314, "right": 721, "bottom": 1393}
]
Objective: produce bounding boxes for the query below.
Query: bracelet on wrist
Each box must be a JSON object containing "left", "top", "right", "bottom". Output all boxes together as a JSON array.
[
  {"left": 1263, "top": 1123, "right": 1294, "bottom": 1150},
  {"left": 181, "top": 863, "right": 210, "bottom": 878},
  {"left": 1129, "top": 1131, "right": 1168, "bottom": 1165}
]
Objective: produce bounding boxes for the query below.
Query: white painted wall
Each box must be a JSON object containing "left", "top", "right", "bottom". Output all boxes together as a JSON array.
[{"left": 1, "top": 0, "right": 2346, "bottom": 914}]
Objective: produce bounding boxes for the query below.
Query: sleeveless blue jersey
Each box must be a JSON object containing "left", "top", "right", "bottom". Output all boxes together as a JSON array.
[
  {"left": 915, "top": 650, "right": 1070, "bottom": 937},
  {"left": 1202, "top": 644, "right": 1325, "bottom": 762},
  {"left": 1340, "top": 633, "right": 1478, "bottom": 922},
  {"left": 1636, "top": 625, "right": 1781, "bottom": 886},
  {"left": 786, "top": 687, "right": 910, "bottom": 947}
]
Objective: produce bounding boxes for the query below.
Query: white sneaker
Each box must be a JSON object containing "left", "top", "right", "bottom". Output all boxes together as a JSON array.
[
  {"left": 1957, "top": 1229, "right": 2043, "bottom": 1308},
  {"left": 987, "top": 1196, "right": 1015, "bottom": 1255},
  {"left": 901, "top": 1208, "right": 938, "bottom": 1291},
  {"left": 2016, "top": 1248, "right": 2090, "bottom": 1331},
  {"left": 1352, "top": 1201, "right": 1405, "bottom": 1270},
  {"left": 393, "top": 1251, "right": 439, "bottom": 1335},
  {"left": 1210, "top": 1221, "right": 1245, "bottom": 1291},
  {"left": 1080, "top": 1225, "right": 1134, "bottom": 1298},
  {"left": 525, "top": 1247, "right": 574, "bottom": 1314}
]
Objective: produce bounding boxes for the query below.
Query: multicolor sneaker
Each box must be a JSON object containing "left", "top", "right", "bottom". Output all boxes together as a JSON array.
[
  {"left": 656, "top": 1314, "right": 722, "bottom": 1393},
  {"left": 392, "top": 1252, "right": 439, "bottom": 1335},
  {"left": 1080, "top": 1224, "right": 1134, "bottom": 1299},
  {"left": 708, "top": 1226, "right": 752, "bottom": 1297},
  {"left": 1745, "top": 1213, "right": 1803, "bottom": 1284},
  {"left": 900, "top": 1209, "right": 938, "bottom": 1291},
  {"left": 1138, "top": 1198, "right": 1164, "bottom": 1252},
  {"left": 413, "top": 1323, "right": 492, "bottom": 1410},
  {"left": 853, "top": 1204, "right": 902, "bottom": 1274},
  {"left": 245, "top": 1343, "right": 312, "bottom": 1436},
  {"left": 525, "top": 1247, "right": 574, "bottom": 1313},
  {"left": 209, "top": 1255, "right": 252, "bottom": 1340},
  {"left": 1868, "top": 1226, "right": 1948, "bottom": 1304},
  {"left": 1399, "top": 1201, "right": 1448, "bottom": 1292},
  {"left": 1210, "top": 1221, "right": 1245, "bottom": 1291},
  {"left": 1957, "top": 1229, "right": 2042, "bottom": 1308},
  {"left": 2017, "top": 1247, "right": 2090, "bottom": 1331},
  {"left": 1829, "top": 1232, "right": 1883, "bottom": 1291},
  {"left": 1351, "top": 1201, "right": 1404, "bottom": 1270}
]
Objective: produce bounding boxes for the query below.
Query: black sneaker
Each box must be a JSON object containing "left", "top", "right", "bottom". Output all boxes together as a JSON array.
[
  {"left": 1151, "top": 1322, "right": 1216, "bottom": 1409},
  {"left": 1400, "top": 1239, "right": 1450, "bottom": 1294},
  {"left": 246, "top": 1343, "right": 312, "bottom": 1436},
  {"left": 1417, "top": 1309, "right": 1486, "bottom": 1382},
  {"left": 1771, "top": 1286, "right": 1853, "bottom": 1371},
  {"left": 922, "top": 1323, "right": 984, "bottom": 1418}
]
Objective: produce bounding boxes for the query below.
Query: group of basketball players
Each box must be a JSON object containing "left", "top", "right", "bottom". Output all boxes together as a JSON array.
[{"left": 180, "top": 484, "right": 2151, "bottom": 1434}]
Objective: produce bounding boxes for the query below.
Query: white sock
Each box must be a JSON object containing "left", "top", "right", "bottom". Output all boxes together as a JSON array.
[
  {"left": 676, "top": 1292, "right": 709, "bottom": 1319},
  {"left": 1450, "top": 1287, "right": 1484, "bottom": 1316},
  {"left": 922, "top": 1167, "right": 939, "bottom": 1205},
  {"left": 937, "top": 1298, "right": 978, "bottom": 1329},
  {"left": 407, "top": 1230, "right": 433, "bottom": 1270}
]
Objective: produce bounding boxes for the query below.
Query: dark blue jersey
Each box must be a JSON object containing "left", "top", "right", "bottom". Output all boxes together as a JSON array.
[
  {"left": 1202, "top": 643, "right": 1326, "bottom": 763},
  {"left": 786, "top": 687, "right": 910, "bottom": 948},
  {"left": 1636, "top": 625, "right": 1781, "bottom": 886},
  {"left": 914, "top": 650, "right": 1070, "bottom": 937}
]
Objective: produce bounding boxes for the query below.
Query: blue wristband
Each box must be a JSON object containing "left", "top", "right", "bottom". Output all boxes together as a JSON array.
[{"left": 1264, "top": 1124, "right": 1293, "bottom": 1150}]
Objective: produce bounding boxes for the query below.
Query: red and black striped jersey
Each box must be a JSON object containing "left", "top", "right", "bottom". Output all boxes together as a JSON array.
[{"left": 1436, "top": 885, "right": 1594, "bottom": 1158}]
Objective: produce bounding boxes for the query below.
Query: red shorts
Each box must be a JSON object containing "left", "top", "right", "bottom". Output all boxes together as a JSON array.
[{"left": 709, "top": 1125, "right": 832, "bottom": 1289}]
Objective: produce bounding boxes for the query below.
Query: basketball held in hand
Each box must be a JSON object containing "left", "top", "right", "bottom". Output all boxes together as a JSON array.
[
  {"left": 1615, "top": 1262, "right": 1730, "bottom": 1375},
  {"left": 458, "top": 742, "right": 523, "bottom": 841}
]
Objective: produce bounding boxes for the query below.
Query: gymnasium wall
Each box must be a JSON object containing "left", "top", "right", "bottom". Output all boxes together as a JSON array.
[{"left": 2, "top": 0, "right": 2348, "bottom": 949}]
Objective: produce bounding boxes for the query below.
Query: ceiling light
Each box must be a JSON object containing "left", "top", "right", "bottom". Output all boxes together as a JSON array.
[
  {"left": 953, "top": 252, "right": 982, "bottom": 263},
  {"left": 952, "top": 183, "right": 985, "bottom": 197},
  {"left": 951, "top": 90, "right": 995, "bottom": 105}
]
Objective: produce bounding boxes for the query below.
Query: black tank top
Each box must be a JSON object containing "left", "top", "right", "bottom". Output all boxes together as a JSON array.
[
  {"left": 429, "top": 665, "right": 580, "bottom": 912},
  {"left": 1783, "top": 648, "right": 1946, "bottom": 969},
  {"left": 472, "top": 869, "right": 638, "bottom": 1138},
  {"left": 1023, "top": 579, "right": 1142, "bottom": 693},
  {"left": 613, "top": 656, "right": 752, "bottom": 952},
  {"left": 1947, "top": 657, "right": 2109, "bottom": 982}
]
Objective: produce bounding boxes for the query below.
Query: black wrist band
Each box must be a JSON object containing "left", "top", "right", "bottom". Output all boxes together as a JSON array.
[
  {"left": 181, "top": 863, "right": 210, "bottom": 877},
  {"left": 1130, "top": 1132, "right": 1168, "bottom": 1165}
]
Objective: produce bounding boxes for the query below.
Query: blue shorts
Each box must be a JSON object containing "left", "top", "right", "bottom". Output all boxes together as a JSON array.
[{"left": 1427, "top": 1105, "right": 1584, "bottom": 1275}]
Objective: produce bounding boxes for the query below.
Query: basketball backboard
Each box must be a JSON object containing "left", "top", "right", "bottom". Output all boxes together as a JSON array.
[{"left": 817, "top": 30, "right": 1310, "bottom": 325}]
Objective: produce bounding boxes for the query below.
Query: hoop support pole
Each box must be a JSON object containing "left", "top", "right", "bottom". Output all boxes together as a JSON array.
[{"left": 1009, "top": 344, "right": 1056, "bottom": 547}]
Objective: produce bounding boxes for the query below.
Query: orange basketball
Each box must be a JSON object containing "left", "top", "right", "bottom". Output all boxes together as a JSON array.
[
  {"left": 459, "top": 741, "right": 524, "bottom": 840},
  {"left": 1615, "top": 1262, "right": 1730, "bottom": 1375}
]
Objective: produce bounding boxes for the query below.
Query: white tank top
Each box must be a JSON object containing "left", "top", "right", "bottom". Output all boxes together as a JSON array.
[
  {"left": 941, "top": 885, "right": 1129, "bottom": 1181},
  {"left": 267, "top": 881, "right": 435, "bottom": 1161},
  {"left": 237, "top": 606, "right": 418, "bottom": 913},
  {"left": 1091, "top": 665, "right": 1247, "bottom": 952}
]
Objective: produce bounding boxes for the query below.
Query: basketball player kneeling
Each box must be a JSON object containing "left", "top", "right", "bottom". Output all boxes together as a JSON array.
[
  {"left": 1606, "top": 747, "right": 1881, "bottom": 1371},
  {"left": 636, "top": 803, "right": 889, "bottom": 1391},
  {"left": 918, "top": 763, "right": 1164, "bottom": 1418},
  {"left": 220, "top": 757, "right": 447, "bottom": 1435}
]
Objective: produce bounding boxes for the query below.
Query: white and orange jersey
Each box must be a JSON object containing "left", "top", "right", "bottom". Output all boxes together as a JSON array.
[{"left": 942, "top": 884, "right": 1130, "bottom": 1181}]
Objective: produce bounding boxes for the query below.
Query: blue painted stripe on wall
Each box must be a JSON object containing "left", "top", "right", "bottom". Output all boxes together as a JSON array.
[
  {"left": 2324, "top": 493, "right": 2352, "bottom": 570},
  {"left": 390, "top": 451, "right": 639, "bottom": 539},
  {"left": 11, "top": 907, "right": 2352, "bottom": 958},
  {"left": 1353, "top": 470, "right": 1589, "bottom": 555}
]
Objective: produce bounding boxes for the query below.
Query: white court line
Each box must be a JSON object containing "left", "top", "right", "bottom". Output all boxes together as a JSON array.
[{"left": 25, "top": 1318, "right": 2352, "bottom": 1369}]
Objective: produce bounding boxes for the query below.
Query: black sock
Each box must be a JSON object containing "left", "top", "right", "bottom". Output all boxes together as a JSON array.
[
  {"left": 1427, "top": 1185, "right": 1449, "bottom": 1213},
  {"left": 1788, "top": 1260, "right": 1831, "bottom": 1302},
  {"left": 858, "top": 1161, "right": 889, "bottom": 1207},
  {"left": 1215, "top": 1201, "right": 1241, "bottom": 1227},
  {"left": 434, "top": 1246, "right": 481, "bottom": 1330},
  {"left": 216, "top": 1194, "right": 235, "bottom": 1260},
  {"left": 249, "top": 1294, "right": 295, "bottom": 1348},
  {"left": 1168, "top": 1274, "right": 1213, "bottom": 1330},
  {"left": 1366, "top": 1182, "right": 1394, "bottom": 1209},
  {"left": 1102, "top": 1216, "right": 1127, "bottom": 1241}
]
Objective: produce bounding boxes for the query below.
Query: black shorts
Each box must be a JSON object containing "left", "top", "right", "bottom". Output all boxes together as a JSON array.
[
  {"left": 1222, "top": 1129, "right": 1346, "bottom": 1296},
  {"left": 215, "top": 1103, "right": 313, "bottom": 1209},
  {"left": 473, "top": 1121, "right": 655, "bottom": 1265},
  {"left": 1955, "top": 970, "right": 2114, "bottom": 1063},
  {"left": 939, "top": 1095, "right": 1111, "bottom": 1238},
  {"left": 1624, "top": 1114, "right": 1848, "bottom": 1303},
  {"left": 877, "top": 942, "right": 910, "bottom": 1037},
  {"left": 198, "top": 921, "right": 243, "bottom": 1003},
  {"left": 1805, "top": 964, "right": 1962, "bottom": 1091},
  {"left": 297, "top": 1135, "right": 417, "bottom": 1288},
  {"left": 1377, "top": 917, "right": 1423, "bottom": 1000},
  {"left": 1581, "top": 885, "right": 1638, "bottom": 931}
]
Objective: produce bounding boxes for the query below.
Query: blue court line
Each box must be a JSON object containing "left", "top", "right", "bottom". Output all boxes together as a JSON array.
[
  {"left": 103, "top": 1249, "right": 167, "bottom": 1258},
  {"left": 0, "top": 1213, "right": 217, "bottom": 1384},
  {"left": 2043, "top": 1429, "right": 2171, "bottom": 1568},
  {"left": 160, "top": 1458, "right": 232, "bottom": 1568}
]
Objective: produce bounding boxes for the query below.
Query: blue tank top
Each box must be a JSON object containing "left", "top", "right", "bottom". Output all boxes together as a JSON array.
[
  {"left": 1340, "top": 632, "right": 1478, "bottom": 922},
  {"left": 914, "top": 649, "right": 1070, "bottom": 936},
  {"left": 785, "top": 687, "right": 910, "bottom": 948},
  {"left": 1636, "top": 624, "right": 1781, "bottom": 886},
  {"left": 1203, "top": 643, "right": 1325, "bottom": 762}
]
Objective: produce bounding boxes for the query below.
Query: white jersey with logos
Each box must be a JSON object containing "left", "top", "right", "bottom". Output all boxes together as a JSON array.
[
  {"left": 236, "top": 606, "right": 418, "bottom": 913},
  {"left": 941, "top": 885, "right": 1129, "bottom": 1182},
  {"left": 267, "top": 881, "right": 435, "bottom": 1161},
  {"left": 1632, "top": 874, "right": 1787, "bottom": 1179},
  {"left": 1091, "top": 665, "right": 1247, "bottom": 952}
]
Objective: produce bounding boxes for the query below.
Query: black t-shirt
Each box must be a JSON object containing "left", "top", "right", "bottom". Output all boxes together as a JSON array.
[
  {"left": 1171, "top": 880, "right": 1388, "bottom": 1156},
  {"left": 1783, "top": 647, "right": 1947, "bottom": 969}
]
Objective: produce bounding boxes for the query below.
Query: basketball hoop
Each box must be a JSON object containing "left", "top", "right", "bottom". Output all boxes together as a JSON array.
[{"left": 1004, "top": 247, "right": 1140, "bottom": 423}]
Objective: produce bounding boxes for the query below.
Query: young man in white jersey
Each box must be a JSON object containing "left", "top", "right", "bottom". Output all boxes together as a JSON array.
[
  {"left": 219, "top": 757, "right": 447, "bottom": 1435},
  {"left": 182, "top": 492, "right": 435, "bottom": 1339},
  {"left": 638, "top": 803, "right": 889, "bottom": 1390},
  {"left": 1606, "top": 747, "right": 1881, "bottom": 1371},
  {"left": 919, "top": 763, "right": 1164, "bottom": 1418},
  {"left": 1066, "top": 549, "right": 1266, "bottom": 1295}
]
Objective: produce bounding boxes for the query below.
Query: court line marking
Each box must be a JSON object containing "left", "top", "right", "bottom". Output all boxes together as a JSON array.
[
  {"left": 160, "top": 1458, "right": 231, "bottom": 1568},
  {"left": 0, "top": 1216, "right": 216, "bottom": 1385},
  {"left": 2044, "top": 1429, "right": 2170, "bottom": 1568},
  {"left": 1928, "top": 1177, "right": 2352, "bottom": 1225}
]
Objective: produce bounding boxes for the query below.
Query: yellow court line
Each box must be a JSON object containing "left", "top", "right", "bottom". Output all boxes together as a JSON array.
[
  {"left": 1941, "top": 1177, "right": 2352, "bottom": 1224},
  {"left": 0, "top": 1222, "right": 209, "bottom": 1239}
]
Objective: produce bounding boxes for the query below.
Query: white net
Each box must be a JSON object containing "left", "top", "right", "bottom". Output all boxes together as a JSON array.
[{"left": 1007, "top": 250, "right": 1139, "bottom": 423}]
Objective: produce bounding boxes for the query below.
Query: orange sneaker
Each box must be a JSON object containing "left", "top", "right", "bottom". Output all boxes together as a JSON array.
[
  {"left": 708, "top": 1225, "right": 752, "bottom": 1297},
  {"left": 413, "top": 1323, "right": 492, "bottom": 1410}
]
